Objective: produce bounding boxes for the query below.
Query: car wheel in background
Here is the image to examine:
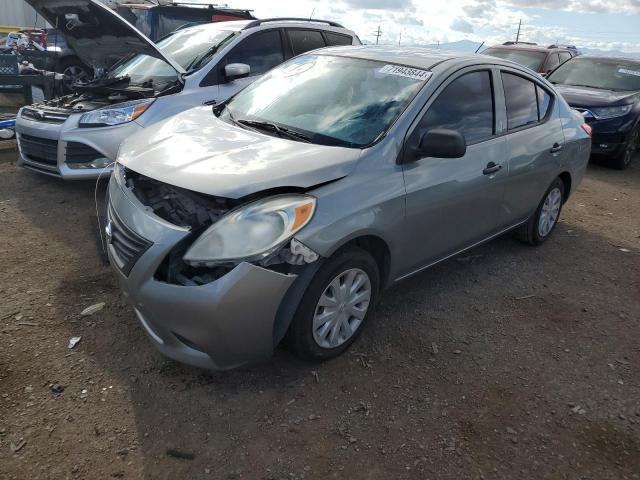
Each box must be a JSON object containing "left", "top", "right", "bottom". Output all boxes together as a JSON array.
[
  {"left": 610, "top": 126, "right": 639, "bottom": 170},
  {"left": 59, "top": 57, "right": 92, "bottom": 92},
  {"left": 515, "top": 177, "right": 565, "bottom": 246},
  {"left": 286, "top": 246, "right": 379, "bottom": 361}
]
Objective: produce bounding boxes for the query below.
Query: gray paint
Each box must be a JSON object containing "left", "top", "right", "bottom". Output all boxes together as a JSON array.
[{"left": 107, "top": 47, "right": 592, "bottom": 369}]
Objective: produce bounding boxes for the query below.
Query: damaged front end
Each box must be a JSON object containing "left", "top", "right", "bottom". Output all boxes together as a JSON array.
[{"left": 120, "top": 167, "right": 321, "bottom": 287}]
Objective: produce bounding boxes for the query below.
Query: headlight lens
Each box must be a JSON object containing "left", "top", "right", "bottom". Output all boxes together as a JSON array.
[
  {"left": 591, "top": 104, "right": 633, "bottom": 119},
  {"left": 183, "top": 194, "right": 316, "bottom": 266},
  {"left": 79, "top": 99, "right": 154, "bottom": 127},
  {"left": 113, "top": 161, "right": 126, "bottom": 186}
]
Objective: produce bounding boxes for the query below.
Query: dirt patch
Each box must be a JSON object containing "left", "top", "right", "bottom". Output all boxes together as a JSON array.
[{"left": 0, "top": 145, "right": 639, "bottom": 480}]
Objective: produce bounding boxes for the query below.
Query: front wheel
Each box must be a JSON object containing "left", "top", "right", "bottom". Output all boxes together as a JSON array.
[
  {"left": 610, "top": 126, "right": 639, "bottom": 170},
  {"left": 286, "top": 246, "right": 380, "bottom": 361},
  {"left": 515, "top": 177, "right": 565, "bottom": 246}
]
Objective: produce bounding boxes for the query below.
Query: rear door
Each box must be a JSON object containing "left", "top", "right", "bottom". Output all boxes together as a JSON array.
[
  {"left": 400, "top": 68, "right": 509, "bottom": 275},
  {"left": 499, "top": 69, "right": 565, "bottom": 223}
]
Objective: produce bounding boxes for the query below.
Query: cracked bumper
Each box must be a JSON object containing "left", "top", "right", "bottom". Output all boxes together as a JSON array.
[{"left": 106, "top": 178, "right": 297, "bottom": 370}]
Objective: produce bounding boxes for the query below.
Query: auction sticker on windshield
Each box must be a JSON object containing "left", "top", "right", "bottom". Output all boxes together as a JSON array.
[
  {"left": 618, "top": 67, "right": 640, "bottom": 77},
  {"left": 379, "top": 64, "right": 432, "bottom": 81}
]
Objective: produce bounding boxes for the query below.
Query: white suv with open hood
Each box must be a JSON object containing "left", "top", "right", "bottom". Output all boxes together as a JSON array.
[{"left": 15, "top": 0, "right": 360, "bottom": 180}]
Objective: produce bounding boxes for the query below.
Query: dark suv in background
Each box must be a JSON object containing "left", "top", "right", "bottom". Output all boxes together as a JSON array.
[
  {"left": 483, "top": 42, "right": 578, "bottom": 76},
  {"left": 548, "top": 56, "right": 640, "bottom": 169}
]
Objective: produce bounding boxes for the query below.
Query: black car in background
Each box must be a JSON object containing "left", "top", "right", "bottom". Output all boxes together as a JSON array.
[{"left": 548, "top": 56, "right": 640, "bottom": 169}]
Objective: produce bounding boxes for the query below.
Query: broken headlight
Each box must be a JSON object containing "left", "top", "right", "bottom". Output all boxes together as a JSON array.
[
  {"left": 183, "top": 194, "right": 316, "bottom": 267},
  {"left": 79, "top": 99, "right": 154, "bottom": 127}
]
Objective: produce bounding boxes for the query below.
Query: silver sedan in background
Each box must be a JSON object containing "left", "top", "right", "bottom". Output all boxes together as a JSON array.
[{"left": 106, "top": 46, "right": 592, "bottom": 370}]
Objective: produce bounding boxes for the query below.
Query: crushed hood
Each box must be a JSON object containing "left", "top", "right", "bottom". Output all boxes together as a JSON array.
[
  {"left": 24, "top": 0, "right": 184, "bottom": 74},
  {"left": 118, "top": 107, "right": 362, "bottom": 199},
  {"left": 553, "top": 84, "right": 640, "bottom": 108}
]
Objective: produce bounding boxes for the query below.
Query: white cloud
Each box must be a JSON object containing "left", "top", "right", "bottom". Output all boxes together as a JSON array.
[
  {"left": 224, "top": 0, "right": 640, "bottom": 52},
  {"left": 450, "top": 17, "right": 475, "bottom": 33}
]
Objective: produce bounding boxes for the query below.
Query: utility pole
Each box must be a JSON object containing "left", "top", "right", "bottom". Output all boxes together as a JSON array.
[
  {"left": 373, "top": 26, "right": 382, "bottom": 45},
  {"left": 515, "top": 19, "right": 521, "bottom": 43},
  {"left": 398, "top": 31, "right": 402, "bottom": 46}
]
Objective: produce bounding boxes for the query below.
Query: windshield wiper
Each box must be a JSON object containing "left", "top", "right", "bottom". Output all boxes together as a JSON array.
[
  {"left": 237, "top": 119, "right": 312, "bottom": 143},
  {"left": 185, "top": 46, "right": 219, "bottom": 73}
]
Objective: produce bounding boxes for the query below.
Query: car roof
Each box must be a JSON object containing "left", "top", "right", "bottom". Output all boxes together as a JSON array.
[
  {"left": 486, "top": 44, "right": 554, "bottom": 53},
  {"left": 217, "top": 19, "right": 354, "bottom": 33},
  {"left": 316, "top": 46, "right": 463, "bottom": 69}
]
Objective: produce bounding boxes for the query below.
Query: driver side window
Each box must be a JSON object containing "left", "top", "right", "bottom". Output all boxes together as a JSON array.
[
  {"left": 223, "top": 30, "right": 285, "bottom": 77},
  {"left": 415, "top": 71, "right": 495, "bottom": 146}
]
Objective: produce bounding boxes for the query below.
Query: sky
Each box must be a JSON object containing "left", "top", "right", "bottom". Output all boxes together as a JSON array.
[{"left": 219, "top": 0, "right": 640, "bottom": 52}]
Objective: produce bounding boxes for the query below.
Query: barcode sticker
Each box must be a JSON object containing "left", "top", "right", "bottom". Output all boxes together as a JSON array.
[
  {"left": 618, "top": 68, "right": 640, "bottom": 77},
  {"left": 379, "top": 64, "right": 432, "bottom": 81}
]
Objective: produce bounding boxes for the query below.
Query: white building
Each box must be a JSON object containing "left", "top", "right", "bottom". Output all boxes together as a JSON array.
[{"left": 0, "top": 0, "right": 48, "bottom": 29}]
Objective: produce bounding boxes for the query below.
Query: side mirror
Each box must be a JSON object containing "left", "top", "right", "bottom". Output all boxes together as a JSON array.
[
  {"left": 224, "top": 63, "right": 250, "bottom": 81},
  {"left": 410, "top": 128, "right": 467, "bottom": 161}
]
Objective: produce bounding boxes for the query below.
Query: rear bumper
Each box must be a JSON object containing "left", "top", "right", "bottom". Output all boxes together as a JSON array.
[{"left": 106, "top": 178, "right": 297, "bottom": 370}]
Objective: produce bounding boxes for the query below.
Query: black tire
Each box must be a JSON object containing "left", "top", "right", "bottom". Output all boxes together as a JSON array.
[
  {"left": 515, "top": 177, "right": 565, "bottom": 246},
  {"left": 286, "top": 246, "right": 380, "bottom": 361},
  {"left": 609, "top": 126, "right": 639, "bottom": 170},
  {"left": 58, "top": 56, "right": 92, "bottom": 92}
]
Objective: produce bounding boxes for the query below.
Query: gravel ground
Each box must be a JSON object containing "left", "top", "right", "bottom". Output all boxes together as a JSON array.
[{"left": 0, "top": 141, "right": 639, "bottom": 480}]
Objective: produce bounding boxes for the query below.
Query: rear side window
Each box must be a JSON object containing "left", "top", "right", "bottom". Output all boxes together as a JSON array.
[
  {"left": 224, "top": 30, "right": 284, "bottom": 76},
  {"left": 558, "top": 52, "right": 572, "bottom": 64},
  {"left": 536, "top": 85, "right": 552, "bottom": 119},
  {"left": 288, "top": 29, "right": 326, "bottom": 55},
  {"left": 325, "top": 32, "right": 352, "bottom": 46},
  {"left": 419, "top": 71, "right": 494, "bottom": 145},
  {"left": 544, "top": 53, "right": 560, "bottom": 72},
  {"left": 502, "top": 73, "right": 539, "bottom": 130}
]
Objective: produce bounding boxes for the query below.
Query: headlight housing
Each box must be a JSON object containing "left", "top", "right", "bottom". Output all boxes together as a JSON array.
[
  {"left": 591, "top": 104, "right": 633, "bottom": 119},
  {"left": 183, "top": 194, "right": 316, "bottom": 266},
  {"left": 79, "top": 99, "right": 154, "bottom": 128}
]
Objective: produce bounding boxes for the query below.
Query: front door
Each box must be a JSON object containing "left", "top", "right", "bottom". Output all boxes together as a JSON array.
[
  {"left": 400, "top": 69, "right": 509, "bottom": 277},
  {"left": 216, "top": 29, "right": 286, "bottom": 102}
]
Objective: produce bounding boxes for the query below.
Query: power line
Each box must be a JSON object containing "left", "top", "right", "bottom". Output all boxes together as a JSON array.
[{"left": 373, "top": 26, "right": 382, "bottom": 45}]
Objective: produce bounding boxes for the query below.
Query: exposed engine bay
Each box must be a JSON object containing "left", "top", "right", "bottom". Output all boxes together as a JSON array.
[
  {"left": 26, "top": 75, "right": 179, "bottom": 114},
  {"left": 122, "top": 168, "right": 320, "bottom": 286}
]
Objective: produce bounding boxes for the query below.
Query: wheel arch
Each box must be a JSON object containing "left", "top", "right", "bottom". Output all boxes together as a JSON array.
[{"left": 558, "top": 171, "right": 572, "bottom": 202}]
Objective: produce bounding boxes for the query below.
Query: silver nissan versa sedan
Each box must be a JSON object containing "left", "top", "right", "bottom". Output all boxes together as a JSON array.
[{"left": 106, "top": 46, "right": 592, "bottom": 370}]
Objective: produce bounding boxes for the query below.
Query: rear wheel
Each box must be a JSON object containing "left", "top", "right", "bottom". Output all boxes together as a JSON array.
[
  {"left": 515, "top": 177, "right": 565, "bottom": 246},
  {"left": 610, "top": 126, "right": 639, "bottom": 170},
  {"left": 286, "top": 247, "right": 379, "bottom": 361}
]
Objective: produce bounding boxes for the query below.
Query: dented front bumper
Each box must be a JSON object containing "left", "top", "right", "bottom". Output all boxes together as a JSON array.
[{"left": 106, "top": 178, "right": 297, "bottom": 370}]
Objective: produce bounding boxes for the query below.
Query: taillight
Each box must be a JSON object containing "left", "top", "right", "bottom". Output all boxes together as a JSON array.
[{"left": 581, "top": 123, "right": 592, "bottom": 137}]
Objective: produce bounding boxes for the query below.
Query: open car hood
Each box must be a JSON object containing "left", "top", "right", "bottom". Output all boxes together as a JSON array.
[
  {"left": 24, "top": 0, "right": 184, "bottom": 74},
  {"left": 118, "top": 107, "right": 361, "bottom": 199}
]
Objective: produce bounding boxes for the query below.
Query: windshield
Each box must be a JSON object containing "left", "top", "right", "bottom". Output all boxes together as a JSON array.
[
  {"left": 108, "top": 26, "right": 236, "bottom": 87},
  {"left": 224, "top": 55, "right": 429, "bottom": 147},
  {"left": 548, "top": 58, "right": 640, "bottom": 91},
  {"left": 483, "top": 48, "right": 545, "bottom": 70}
]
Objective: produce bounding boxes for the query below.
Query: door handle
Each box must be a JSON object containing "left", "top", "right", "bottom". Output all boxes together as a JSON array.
[
  {"left": 203, "top": 99, "right": 217, "bottom": 106},
  {"left": 550, "top": 142, "right": 563, "bottom": 154},
  {"left": 483, "top": 162, "right": 502, "bottom": 175}
]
